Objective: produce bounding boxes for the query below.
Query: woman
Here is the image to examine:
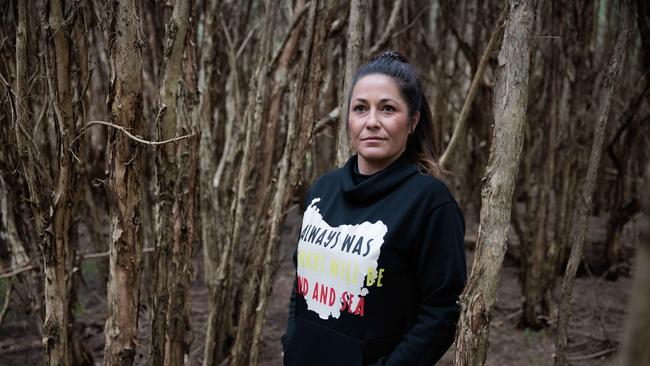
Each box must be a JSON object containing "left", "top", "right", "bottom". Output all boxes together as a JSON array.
[{"left": 282, "top": 51, "right": 467, "bottom": 366}]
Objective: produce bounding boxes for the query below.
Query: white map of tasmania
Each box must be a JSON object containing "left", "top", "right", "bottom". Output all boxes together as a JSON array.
[{"left": 297, "top": 198, "right": 388, "bottom": 320}]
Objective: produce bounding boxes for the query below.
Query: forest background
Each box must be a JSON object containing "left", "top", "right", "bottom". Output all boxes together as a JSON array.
[{"left": 0, "top": 0, "right": 649, "bottom": 365}]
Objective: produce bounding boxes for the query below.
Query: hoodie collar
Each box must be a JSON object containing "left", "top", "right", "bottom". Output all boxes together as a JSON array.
[{"left": 341, "top": 154, "right": 419, "bottom": 204}]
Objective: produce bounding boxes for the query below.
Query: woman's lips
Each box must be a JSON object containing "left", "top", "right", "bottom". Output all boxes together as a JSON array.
[{"left": 361, "top": 137, "right": 386, "bottom": 141}]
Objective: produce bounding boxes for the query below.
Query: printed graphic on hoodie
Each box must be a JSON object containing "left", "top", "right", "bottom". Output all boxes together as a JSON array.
[{"left": 296, "top": 198, "right": 388, "bottom": 320}]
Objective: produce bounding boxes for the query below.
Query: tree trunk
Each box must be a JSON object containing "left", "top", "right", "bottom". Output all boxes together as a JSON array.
[
  {"left": 335, "top": 0, "right": 366, "bottom": 166},
  {"left": 554, "top": 1, "right": 632, "bottom": 364},
  {"left": 150, "top": 0, "right": 191, "bottom": 364},
  {"left": 226, "top": 1, "right": 282, "bottom": 364},
  {"left": 11, "top": 0, "right": 45, "bottom": 334},
  {"left": 41, "top": 0, "right": 78, "bottom": 364},
  {"left": 199, "top": 2, "right": 231, "bottom": 364},
  {"left": 103, "top": 0, "right": 145, "bottom": 364},
  {"left": 247, "top": 1, "right": 333, "bottom": 364},
  {"left": 617, "top": 163, "right": 650, "bottom": 365},
  {"left": 453, "top": 1, "right": 537, "bottom": 364}
]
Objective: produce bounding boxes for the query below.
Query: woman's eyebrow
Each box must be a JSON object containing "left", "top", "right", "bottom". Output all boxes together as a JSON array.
[{"left": 352, "top": 97, "right": 398, "bottom": 103}]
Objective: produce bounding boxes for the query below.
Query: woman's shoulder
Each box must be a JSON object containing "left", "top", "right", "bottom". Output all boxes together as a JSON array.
[
  {"left": 311, "top": 166, "right": 345, "bottom": 187},
  {"left": 408, "top": 171, "right": 459, "bottom": 211},
  {"left": 304, "top": 166, "right": 345, "bottom": 199}
]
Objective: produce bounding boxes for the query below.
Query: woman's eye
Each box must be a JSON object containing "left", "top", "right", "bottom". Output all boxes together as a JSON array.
[
  {"left": 353, "top": 105, "right": 367, "bottom": 112},
  {"left": 382, "top": 105, "right": 396, "bottom": 112}
]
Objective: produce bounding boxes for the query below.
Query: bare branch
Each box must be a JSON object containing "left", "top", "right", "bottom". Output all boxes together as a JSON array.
[
  {"left": 0, "top": 265, "right": 36, "bottom": 279},
  {"left": 80, "top": 120, "right": 193, "bottom": 146},
  {"left": 269, "top": 2, "right": 311, "bottom": 73},
  {"left": 0, "top": 280, "right": 12, "bottom": 327},
  {"left": 367, "top": 0, "right": 403, "bottom": 57},
  {"left": 440, "top": 7, "right": 507, "bottom": 169}
]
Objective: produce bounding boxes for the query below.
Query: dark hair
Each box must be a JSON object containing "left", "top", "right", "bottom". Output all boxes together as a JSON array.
[{"left": 346, "top": 50, "right": 442, "bottom": 177}]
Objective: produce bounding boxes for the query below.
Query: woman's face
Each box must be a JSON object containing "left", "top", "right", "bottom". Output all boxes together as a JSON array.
[{"left": 348, "top": 74, "right": 419, "bottom": 175}]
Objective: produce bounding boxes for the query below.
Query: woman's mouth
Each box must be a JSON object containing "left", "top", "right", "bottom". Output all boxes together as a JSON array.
[{"left": 362, "top": 137, "right": 386, "bottom": 141}]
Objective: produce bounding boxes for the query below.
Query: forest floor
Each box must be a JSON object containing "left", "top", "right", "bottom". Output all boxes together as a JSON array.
[{"left": 0, "top": 205, "right": 640, "bottom": 366}]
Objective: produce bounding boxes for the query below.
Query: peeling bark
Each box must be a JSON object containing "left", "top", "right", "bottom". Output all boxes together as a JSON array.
[
  {"left": 103, "top": 1, "right": 145, "bottom": 365},
  {"left": 150, "top": 0, "right": 192, "bottom": 364}
]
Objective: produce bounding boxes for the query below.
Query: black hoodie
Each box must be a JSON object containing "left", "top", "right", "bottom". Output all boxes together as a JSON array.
[{"left": 283, "top": 155, "right": 467, "bottom": 366}]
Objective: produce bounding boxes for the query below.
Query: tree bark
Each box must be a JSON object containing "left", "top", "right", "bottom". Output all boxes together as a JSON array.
[
  {"left": 200, "top": 2, "right": 233, "bottom": 364},
  {"left": 247, "top": 1, "right": 333, "bottom": 364},
  {"left": 103, "top": 0, "right": 145, "bottom": 365},
  {"left": 554, "top": 1, "right": 633, "bottom": 364},
  {"left": 41, "top": 0, "right": 78, "bottom": 364},
  {"left": 226, "top": 1, "right": 282, "bottom": 364},
  {"left": 453, "top": 1, "right": 537, "bottom": 364},
  {"left": 335, "top": 0, "right": 366, "bottom": 166},
  {"left": 150, "top": 0, "right": 191, "bottom": 364}
]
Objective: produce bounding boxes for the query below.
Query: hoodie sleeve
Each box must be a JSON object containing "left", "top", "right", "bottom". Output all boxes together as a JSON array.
[{"left": 371, "top": 201, "right": 467, "bottom": 365}]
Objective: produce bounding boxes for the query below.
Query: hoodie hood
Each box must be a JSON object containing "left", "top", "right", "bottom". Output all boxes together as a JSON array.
[{"left": 341, "top": 154, "right": 419, "bottom": 204}]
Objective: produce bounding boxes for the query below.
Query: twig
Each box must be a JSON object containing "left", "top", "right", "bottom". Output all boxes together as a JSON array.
[
  {"left": 366, "top": 0, "right": 403, "bottom": 57},
  {"left": 236, "top": 22, "right": 261, "bottom": 59},
  {"left": 0, "top": 279, "right": 13, "bottom": 327},
  {"left": 313, "top": 107, "right": 340, "bottom": 134},
  {"left": 391, "top": 4, "right": 431, "bottom": 39},
  {"left": 79, "top": 120, "right": 193, "bottom": 146},
  {"left": 80, "top": 247, "right": 155, "bottom": 260},
  {"left": 439, "top": 6, "right": 507, "bottom": 169},
  {"left": 0, "top": 247, "right": 157, "bottom": 278},
  {"left": 269, "top": 2, "right": 311, "bottom": 73},
  {"left": 566, "top": 347, "right": 616, "bottom": 361},
  {"left": 0, "top": 265, "right": 36, "bottom": 279}
]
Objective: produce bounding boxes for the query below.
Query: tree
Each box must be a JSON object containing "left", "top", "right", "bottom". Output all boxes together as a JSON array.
[
  {"left": 103, "top": 0, "right": 145, "bottom": 364},
  {"left": 335, "top": 0, "right": 367, "bottom": 166},
  {"left": 150, "top": 0, "right": 194, "bottom": 364},
  {"left": 453, "top": 0, "right": 538, "bottom": 364}
]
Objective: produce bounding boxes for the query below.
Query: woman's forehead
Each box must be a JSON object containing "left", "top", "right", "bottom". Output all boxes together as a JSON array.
[{"left": 352, "top": 74, "right": 403, "bottom": 100}]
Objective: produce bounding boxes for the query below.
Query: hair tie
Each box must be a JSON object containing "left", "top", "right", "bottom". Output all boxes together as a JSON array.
[{"left": 372, "top": 50, "right": 409, "bottom": 63}]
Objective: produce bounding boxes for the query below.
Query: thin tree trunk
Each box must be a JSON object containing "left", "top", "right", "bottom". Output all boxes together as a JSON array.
[
  {"left": 335, "top": 0, "right": 366, "bottom": 166},
  {"left": 617, "top": 162, "right": 650, "bottom": 365},
  {"left": 520, "top": 6, "right": 561, "bottom": 327},
  {"left": 453, "top": 1, "right": 537, "bottom": 364},
  {"left": 42, "top": 0, "right": 78, "bottom": 364},
  {"left": 103, "top": 0, "right": 145, "bottom": 364},
  {"left": 150, "top": 0, "right": 191, "bottom": 364},
  {"left": 12, "top": 0, "right": 45, "bottom": 334},
  {"left": 199, "top": 2, "right": 231, "bottom": 364},
  {"left": 365, "top": 0, "right": 402, "bottom": 57},
  {"left": 247, "top": 1, "right": 333, "bottom": 364},
  {"left": 203, "top": 3, "right": 256, "bottom": 364},
  {"left": 255, "top": 0, "right": 306, "bottom": 217},
  {"left": 440, "top": 7, "right": 506, "bottom": 169},
  {"left": 227, "top": 1, "right": 282, "bottom": 364},
  {"left": 554, "top": 1, "right": 632, "bottom": 364}
]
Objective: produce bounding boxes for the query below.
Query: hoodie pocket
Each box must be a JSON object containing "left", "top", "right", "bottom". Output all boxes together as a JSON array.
[{"left": 284, "top": 316, "right": 364, "bottom": 366}]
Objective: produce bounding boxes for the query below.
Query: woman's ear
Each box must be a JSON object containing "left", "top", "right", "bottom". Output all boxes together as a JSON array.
[{"left": 410, "top": 111, "right": 420, "bottom": 133}]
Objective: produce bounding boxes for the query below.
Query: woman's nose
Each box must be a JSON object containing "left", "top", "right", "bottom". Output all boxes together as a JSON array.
[{"left": 366, "top": 108, "right": 380, "bottom": 128}]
